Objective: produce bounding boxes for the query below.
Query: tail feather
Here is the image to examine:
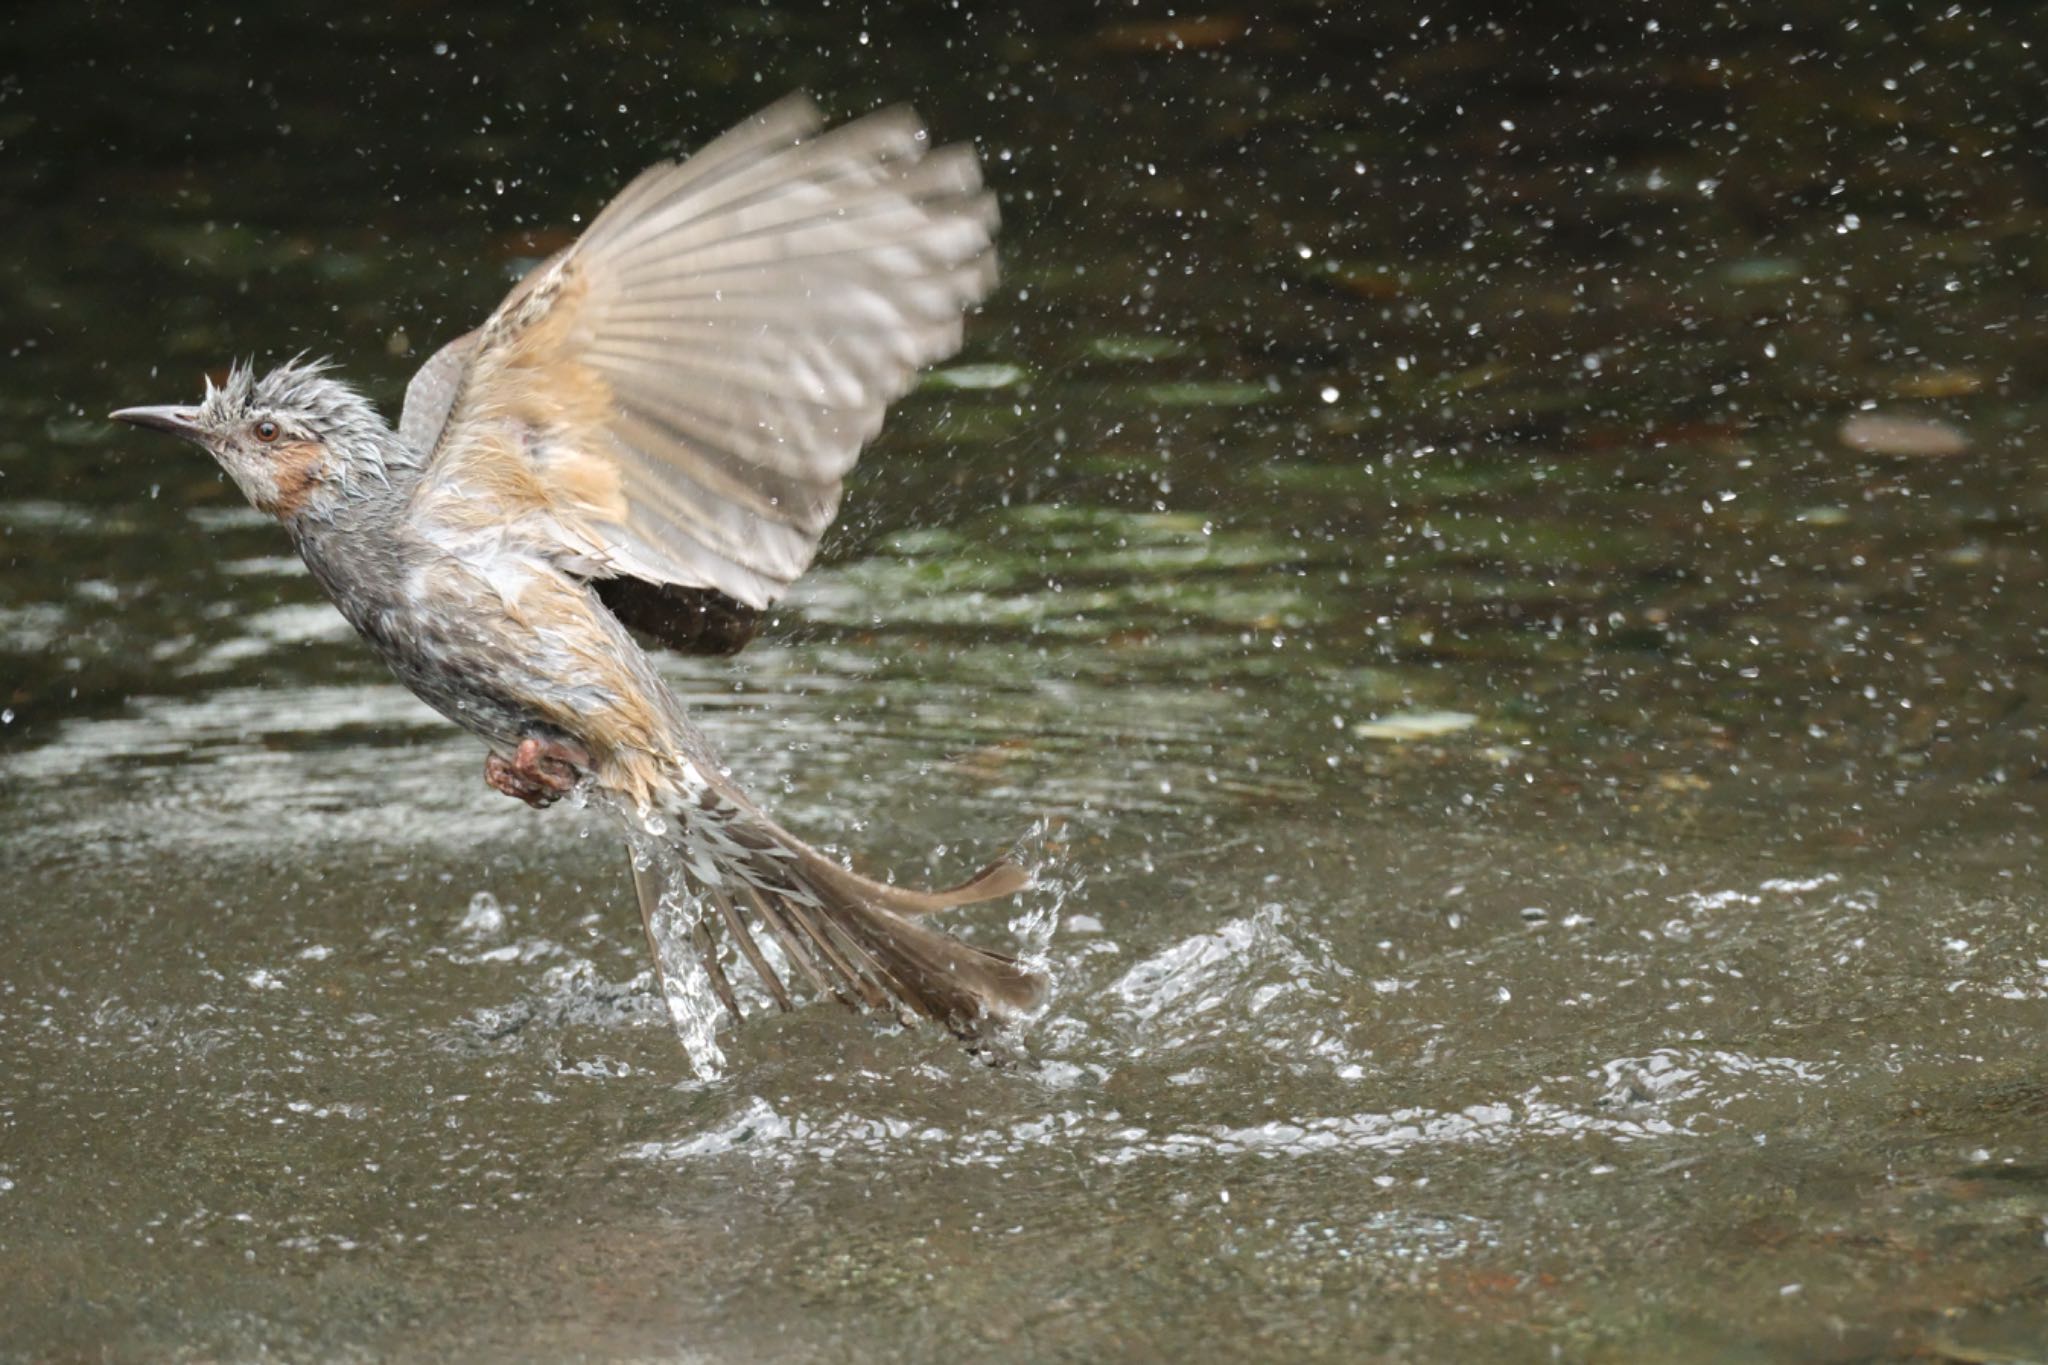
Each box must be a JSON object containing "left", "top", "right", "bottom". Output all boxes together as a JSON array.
[
  {"left": 785, "top": 839, "right": 1031, "bottom": 916},
  {"left": 785, "top": 892, "right": 919, "bottom": 1022},
  {"left": 831, "top": 898, "right": 1045, "bottom": 1023},
  {"left": 629, "top": 809, "right": 1046, "bottom": 1038},
  {"left": 708, "top": 886, "right": 792, "bottom": 1012},
  {"left": 689, "top": 915, "right": 743, "bottom": 1018},
  {"left": 737, "top": 881, "right": 859, "bottom": 1008}
]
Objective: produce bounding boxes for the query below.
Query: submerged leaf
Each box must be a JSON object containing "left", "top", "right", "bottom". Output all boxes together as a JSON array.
[{"left": 1350, "top": 710, "right": 1479, "bottom": 741}]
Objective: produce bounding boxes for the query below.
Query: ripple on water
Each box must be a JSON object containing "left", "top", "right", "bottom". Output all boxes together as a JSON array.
[{"left": 622, "top": 1082, "right": 1758, "bottom": 1173}]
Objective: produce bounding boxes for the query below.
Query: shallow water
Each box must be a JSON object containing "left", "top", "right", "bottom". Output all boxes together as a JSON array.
[{"left": 5, "top": 4, "right": 2048, "bottom": 1361}]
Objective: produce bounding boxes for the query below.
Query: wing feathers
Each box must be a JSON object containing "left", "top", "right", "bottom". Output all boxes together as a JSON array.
[
  {"left": 601, "top": 430, "right": 819, "bottom": 570},
  {"left": 592, "top": 106, "right": 927, "bottom": 260},
  {"left": 407, "top": 96, "right": 996, "bottom": 613},
  {"left": 608, "top": 188, "right": 996, "bottom": 287},
  {"left": 612, "top": 147, "right": 988, "bottom": 264},
  {"left": 599, "top": 361, "right": 879, "bottom": 488},
  {"left": 577, "top": 94, "right": 826, "bottom": 251}
]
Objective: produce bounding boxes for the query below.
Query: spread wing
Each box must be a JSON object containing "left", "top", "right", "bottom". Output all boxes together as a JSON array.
[{"left": 398, "top": 94, "right": 998, "bottom": 618}]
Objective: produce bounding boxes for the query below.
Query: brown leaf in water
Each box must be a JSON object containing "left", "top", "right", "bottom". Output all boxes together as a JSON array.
[
  {"left": 1891, "top": 369, "right": 1983, "bottom": 399},
  {"left": 950, "top": 737, "right": 1036, "bottom": 782},
  {"left": 1095, "top": 15, "right": 1249, "bottom": 53},
  {"left": 1838, "top": 412, "right": 1972, "bottom": 457}
]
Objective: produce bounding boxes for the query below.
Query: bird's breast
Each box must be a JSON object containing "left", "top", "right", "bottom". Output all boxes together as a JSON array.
[{"left": 295, "top": 519, "right": 691, "bottom": 799}]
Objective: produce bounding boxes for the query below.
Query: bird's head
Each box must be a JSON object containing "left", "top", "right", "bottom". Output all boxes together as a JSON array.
[{"left": 112, "top": 359, "right": 396, "bottom": 521}]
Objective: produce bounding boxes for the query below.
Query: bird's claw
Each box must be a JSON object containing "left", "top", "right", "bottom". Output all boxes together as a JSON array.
[{"left": 485, "top": 736, "right": 591, "bottom": 809}]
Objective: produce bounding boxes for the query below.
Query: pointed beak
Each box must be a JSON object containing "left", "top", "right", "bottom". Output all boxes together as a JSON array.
[{"left": 109, "top": 405, "right": 205, "bottom": 443}]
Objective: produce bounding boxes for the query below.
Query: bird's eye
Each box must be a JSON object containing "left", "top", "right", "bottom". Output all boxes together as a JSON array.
[{"left": 253, "top": 420, "right": 280, "bottom": 443}]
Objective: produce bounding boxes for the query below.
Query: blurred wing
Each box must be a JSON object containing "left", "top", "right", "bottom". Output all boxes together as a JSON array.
[
  {"left": 398, "top": 330, "right": 476, "bottom": 453},
  {"left": 402, "top": 94, "right": 998, "bottom": 611}
]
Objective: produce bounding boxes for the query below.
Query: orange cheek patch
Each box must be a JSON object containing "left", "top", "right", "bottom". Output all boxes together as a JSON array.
[{"left": 262, "top": 441, "right": 328, "bottom": 518}]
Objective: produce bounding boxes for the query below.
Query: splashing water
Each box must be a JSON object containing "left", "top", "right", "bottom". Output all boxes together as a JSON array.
[
  {"left": 1003, "top": 816, "right": 1081, "bottom": 1018},
  {"left": 624, "top": 819, "right": 728, "bottom": 1080},
  {"left": 650, "top": 887, "right": 728, "bottom": 1080}
]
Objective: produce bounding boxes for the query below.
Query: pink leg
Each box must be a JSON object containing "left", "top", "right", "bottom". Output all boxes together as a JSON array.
[{"left": 483, "top": 735, "right": 592, "bottom": 809}]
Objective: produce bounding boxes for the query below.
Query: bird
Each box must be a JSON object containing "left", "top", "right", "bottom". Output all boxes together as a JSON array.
[{"left": 110, "top": 95, "right": 1045, "bottom": 1054}]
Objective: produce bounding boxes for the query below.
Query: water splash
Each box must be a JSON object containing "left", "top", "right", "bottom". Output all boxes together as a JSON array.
[
  {"left": 1003, "top": 815, "right": 1082, "bottom": 1017},
  {"left": 623, "top": 1089, "right": 1717, "bottom": 1171},
  {"left": 456, "top": 890, "right": 508, "bottom": 937},
  {"left": 1107, "top": 902, "right": 1350, "bottom": 1030},
  {"left": 624, "top": 818, "right": 729, "bottom": 1080},
  {"left": 649, "top": 887, "right": 727, "bottom": 1079}
]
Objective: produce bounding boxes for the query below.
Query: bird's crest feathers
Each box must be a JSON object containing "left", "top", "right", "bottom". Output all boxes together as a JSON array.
[{"left": 195, "top": 355, "right": 356, "bottom": 430}]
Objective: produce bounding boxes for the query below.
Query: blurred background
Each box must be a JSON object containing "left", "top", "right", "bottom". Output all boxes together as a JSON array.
[{"left": 3, "top": 3, "right": 2047, "bottom": 1360}]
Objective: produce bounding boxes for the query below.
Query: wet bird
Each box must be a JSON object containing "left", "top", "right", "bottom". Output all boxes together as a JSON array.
[{"left": 111, "top": 96, "right": 1044, "bottom": 1048}]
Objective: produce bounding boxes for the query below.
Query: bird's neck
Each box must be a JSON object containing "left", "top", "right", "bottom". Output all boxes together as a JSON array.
[
  {"left": 303, "top": 421, "right": 424, "bottom": 531},
  {"left": 279, "top": 423, "right": 425, "bottom": 598}
]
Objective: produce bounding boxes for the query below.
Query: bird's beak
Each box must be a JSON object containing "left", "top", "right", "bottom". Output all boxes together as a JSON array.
[{"left": 109, "top": 405, "right": 205, "bottom": 443}]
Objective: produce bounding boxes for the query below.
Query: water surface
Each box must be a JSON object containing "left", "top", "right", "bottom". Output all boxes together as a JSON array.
[{"left": 4, "top": 4, "right": 2047, "bottom": 1360}]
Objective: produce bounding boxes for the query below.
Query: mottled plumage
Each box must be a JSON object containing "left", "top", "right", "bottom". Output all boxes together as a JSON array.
[{"left": 112, "top": 97, "right": 1042, "bottom": 1051}]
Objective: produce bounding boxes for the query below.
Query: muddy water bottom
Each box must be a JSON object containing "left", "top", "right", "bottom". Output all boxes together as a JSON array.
[{"left": 3, "top": 690, "right": 2045, "bottom": 1361}]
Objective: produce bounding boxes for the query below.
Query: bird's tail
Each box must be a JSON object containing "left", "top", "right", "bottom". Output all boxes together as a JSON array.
[{"left": 627, "top": 790, "right": 1045, "bottom": 1038}]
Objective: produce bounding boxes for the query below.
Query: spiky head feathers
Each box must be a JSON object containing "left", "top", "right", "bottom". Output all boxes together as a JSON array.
[{"left": 163, "top": 358, "right": 405, "bottom": 520}]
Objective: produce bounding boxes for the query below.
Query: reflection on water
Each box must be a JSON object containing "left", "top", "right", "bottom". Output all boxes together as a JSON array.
[{"left": 5, "top": 2, "right": 2048, "bottom": 1361}]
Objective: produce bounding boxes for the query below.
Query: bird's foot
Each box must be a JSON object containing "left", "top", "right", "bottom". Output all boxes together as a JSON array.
[{"left": 485, "top": 735, "right": 592, "bottom": 809}]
